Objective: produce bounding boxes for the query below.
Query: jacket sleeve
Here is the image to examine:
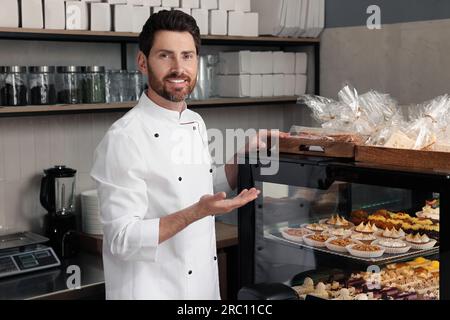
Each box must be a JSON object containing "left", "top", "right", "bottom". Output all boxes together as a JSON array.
[{"left": 90, "top": 130, "right": 159, "bottom": 262}]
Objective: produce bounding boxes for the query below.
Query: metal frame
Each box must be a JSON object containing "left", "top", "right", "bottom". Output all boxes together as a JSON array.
[{"left": 238, "top": 153, "right": 450, "bottom": 299}]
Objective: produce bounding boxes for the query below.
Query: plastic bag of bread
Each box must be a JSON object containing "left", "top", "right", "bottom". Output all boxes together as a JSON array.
[{"left": 300, "top": 84, "right": 400, "bottom": 139}]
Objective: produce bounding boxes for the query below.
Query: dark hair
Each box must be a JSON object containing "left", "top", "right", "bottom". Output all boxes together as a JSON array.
[{"left": 138, "top": 10, "right": 201, "bottom": 57}]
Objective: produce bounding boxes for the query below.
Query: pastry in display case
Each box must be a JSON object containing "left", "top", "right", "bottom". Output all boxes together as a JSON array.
[{"left": 237, "top": 153, "right": 449, "bottom": 300}]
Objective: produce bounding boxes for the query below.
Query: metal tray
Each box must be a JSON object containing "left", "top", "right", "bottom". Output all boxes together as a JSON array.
[
  {"left": 0, "top": 232, "right": 49, "bottom": 251},
  {"left": 265, "top": 231, "right": 439, "bottom": 265}
]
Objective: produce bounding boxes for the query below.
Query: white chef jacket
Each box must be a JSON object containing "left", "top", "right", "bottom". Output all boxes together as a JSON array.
[{"left": 90, "top": 93, "right": 232, "bottom": 300}]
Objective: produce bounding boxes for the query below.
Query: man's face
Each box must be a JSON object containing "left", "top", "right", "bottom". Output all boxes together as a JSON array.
[{"left": 146, "top": 30, "right": 198, "bottom": 103}]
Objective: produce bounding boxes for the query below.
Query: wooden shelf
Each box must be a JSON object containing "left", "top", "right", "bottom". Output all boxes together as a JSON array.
[
  {"left": 0, "top": 27, "right": 320, "bottom": 46},
  {"left": 0, "top": 96, "right": 299, "bottom": 117}
]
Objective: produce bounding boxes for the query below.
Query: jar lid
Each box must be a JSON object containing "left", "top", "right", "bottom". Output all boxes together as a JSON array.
[
  {"left": 85, "top": 66, "right": 105, "bottom": 73},
  {"left": 28, "top": 66, "right": 56, "bottom": 73},
  {"left": 5, "top": 66, "right": 27, "bottom": 73},
  {"left": 56, "top": 66, "right": 83, "bottom": 73},
  {"left": 44, "top": 165, "right": 77, "bottom": 177}
]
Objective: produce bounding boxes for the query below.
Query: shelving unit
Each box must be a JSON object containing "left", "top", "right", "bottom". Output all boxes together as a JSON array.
[
  {"left": 0, "top": 27, "right": 320, "bottom": 115},
  {"left": 0, "top": 96, "right": 299, "bottom": 117}
]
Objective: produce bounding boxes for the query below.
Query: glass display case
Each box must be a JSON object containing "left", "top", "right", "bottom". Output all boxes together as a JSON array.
[{"left": 237, "top": 153, "right": 449, "bottom": 300}]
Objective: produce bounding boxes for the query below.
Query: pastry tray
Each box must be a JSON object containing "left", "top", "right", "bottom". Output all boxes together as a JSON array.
[{"left": 265, "top": 230, "right": 439, "bottom": 265}]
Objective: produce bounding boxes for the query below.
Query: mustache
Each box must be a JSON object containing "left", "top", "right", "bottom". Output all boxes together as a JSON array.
[{"left": 164, "top": 72, "right": 192, "bottom": 82}]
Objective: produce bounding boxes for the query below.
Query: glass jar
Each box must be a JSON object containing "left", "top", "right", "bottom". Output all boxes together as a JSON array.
[
  {"left": 56, "top": 66, "right": 83, "bottom": 104},
  {"left": 128, "top": 70, "right": 144, "bottom": 101},
  {"left": 3, "top": 66, "right": 28, "bottom": 106},
  {"left": 28, "top": 66, "right": 57, "bottom": 105},
  {"left": 105, "top": 70, "right": 129, "bottom": 103},
  {"left": 0, "top": 66, "right": 6, "bottom": 106},
  {"left": 83, "top": 66, "right": 106, "bottom": 104}
]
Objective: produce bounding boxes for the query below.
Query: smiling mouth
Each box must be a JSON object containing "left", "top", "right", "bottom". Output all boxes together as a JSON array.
[{"left": 166, "top": 79, "right": 188, "bottom": 84}]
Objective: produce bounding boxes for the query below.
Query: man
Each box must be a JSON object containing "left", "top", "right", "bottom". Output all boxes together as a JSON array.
[{"left": 91, "top": 10, "right": 260, "bottom": 300}]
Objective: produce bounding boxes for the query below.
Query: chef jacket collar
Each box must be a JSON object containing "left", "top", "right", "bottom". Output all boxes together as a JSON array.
[{"left": 137, "top": 91, "right": 189, "bottom": 123}]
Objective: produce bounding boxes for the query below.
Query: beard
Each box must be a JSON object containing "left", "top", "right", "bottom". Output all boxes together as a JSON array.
[{"left": 148, "top": 67, "right": 197, "bottom": 103}]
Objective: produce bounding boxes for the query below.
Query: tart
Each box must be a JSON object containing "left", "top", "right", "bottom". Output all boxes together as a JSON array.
[
  {"left": 350, "top": 232, "right": 377, "bottom": 244},
  {"left": 405, "top": 233, "right": 437, "bottom": 250},
  {"left": 346, "top": 243, "right": 385, "bottom": 258},
  {"left": 326, "top": 228, "right": 352, "bottom": 238},
  {"left": 304, "top": 223, "right": 328, "bottom": 233},
  {"left": 373, "top": 239, "right": 411, "bottom": 254},
  {"left": 303, "top": 233, "right": 333, "bottom": 247},
  {"left": 323, "top": 214, "right": 352, "bottom": 228},
  {"left": 379, "top": 227, "right": 405, "bottom": 239},
  {"left": 325, "top": 237, "right": 358, "bottom": 253},
  {"left": 280, "top": 227, "right": 313, "bottom": 242},
  {"left": 354, "top": 222, "right": 378, "bottom": 234}
]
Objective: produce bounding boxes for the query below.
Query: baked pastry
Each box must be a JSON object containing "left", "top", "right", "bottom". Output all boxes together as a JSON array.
[
  {"left": 304, "top": 223, "right": 327, "bottom": 233},
  {"left": 329, "top": 238, "right": 355, "bottom": 247},
  {"left": 381, "top": 227, "right": 405, "bottom": 239},
  {"left": 325, "top": 214, "right": 351, "bottom": 228},
  {"left": 351, "top": 244, "right": 382, "bottom": 252},
  {"left": 327, "top": 228, "right": 352, "bottom": 238},
  {"left": 405, "top": 233, "right": 431, "bottom": 244},
  {"left": 351, "top": 232, "right": 377, "bottom": 244},
  {"left": 284, "top": 228, "right": 311, "bottom": 237},
  {"left": 354, "top": 222, "right": 378, "bottom": 234}
]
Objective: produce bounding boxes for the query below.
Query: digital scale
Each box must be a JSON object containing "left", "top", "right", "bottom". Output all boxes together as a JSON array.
[{"left": 0, "top": 231, "right": 61, "bottom": 279}]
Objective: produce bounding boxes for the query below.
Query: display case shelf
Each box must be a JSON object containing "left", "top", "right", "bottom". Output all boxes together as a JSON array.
[{"left": 0, "top": 96, "right": 300, "bottom": 117}]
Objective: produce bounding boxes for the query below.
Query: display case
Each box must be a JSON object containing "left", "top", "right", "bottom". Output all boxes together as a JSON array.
[{"left": 237, "top": 153, "right": 449, "bottom": 300}]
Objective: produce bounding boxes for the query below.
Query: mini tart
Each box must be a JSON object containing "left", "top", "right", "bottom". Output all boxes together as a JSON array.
[
  {"left": 405, "top": 233, "right": 437, "bottom": 250},
  {"left": 354, "top": 222, "right": 378, "bottom": 234},
  {"left": 325, "top": 237, "right": 358, "bottom": 253},
  {"left": 346, "top": 243, "right": 385, "bottom": 258},
  {"left": 351, "top": 232, "right": 377, "bottom": 244},
  {"left": 303, "top": 234, "right": 334, "bottom": 247},
  {"left": 324, "top": 214, "right": 352, "bottom": 228},
  {"left": 326, "top": 228, "right": 352, "bottom": 238},
  {"left": 373, "top": 239, "right": 411, "bottom": 254},
  {"left": 280, "top": 227, "right": 313, "bottom": 242},
  {"left": 304, "top": 223, "right": 328, "bottom": 233},
  {"left": 379, "top": 227, "right": 405, "bottom": 239}
]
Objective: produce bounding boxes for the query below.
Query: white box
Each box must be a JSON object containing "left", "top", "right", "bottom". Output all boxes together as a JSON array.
[
  {"left": 235, "top": 0, "right": 250, "bottom": 12},
  {"left": 142, "top": 0, "right": 161, "bottom": 5},
  {"left": 219, "top": 51, "right": 251, "bottom": 74},
  {"left": 175, "top": 7, "right": 192, "bottom": 15},
  {"left": 0, "top": 0, "right": 19, "bottom": 27},
  {"left": 21, "top": 0, "right": 44, "bottom": 29},
  {"left": 66, "top": 1, "right": 89, "bottom": 30},
  {"left": 283, "top": 74, "right": 296, "bottom": 96},
  {"left": 180, "top": 0, "right": 199, "bottom": 8},
  {"left": 273, "top": 74, "right": 284, "bottom": 96},
  {"left": 218, "top": 75, "right": 250, "bottom": 97},
  {"left": 295, "top": 74, "right": 307, "bottom": 95},
  {"left": 218, "top": 0, "right": 234, "bottom": 11},
  {"left": 273, "top": 52, "right": 295, "bottom": 74},
  {"left": 250, "top": 75, "right": 263, "bottom": 97},
  {"left": 227, "top": 11, "right": 244, "bottom": 36},
  {"left": 44, "top": 0, "right": 65, "bottom": 29},
  {"left": 262, "top": 75, "right": 273, "bottom": 97},
  {"left": 132, "top": 6, "right": 151, "bottom": 33},
  {"left": 162, "top": 0, "right": 179, "bottom": 6},
  {"left": 209, "top": 10, "right": 227, "bottom": 35},
  {"left": 242, "top": 12, "right": 258, "bottom": 36},
  {"left": 113, "top": 4, "right": 133, "bottom": 32},
  {"left": 295, "top": 52, "right": 308, "bottom": 74},
  {"left": 249, "top": 52, "right": 272, "bottom": 75},
  {"left": 199, "top": 0, "right": 217, "bottom": 10},
  {"left": 191, "top": 9, "right": 208, "bottom": 35},
  {"left": 152, "top": 6, "right": 171, "bottom": 13},
  {"left": 90, "top": 3, "right": 112, "bottom": 31}
]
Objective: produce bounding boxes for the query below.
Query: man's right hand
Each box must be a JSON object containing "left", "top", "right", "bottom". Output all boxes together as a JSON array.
[{"left": 197, "top": 188, "right": 260, "bottom": 217}]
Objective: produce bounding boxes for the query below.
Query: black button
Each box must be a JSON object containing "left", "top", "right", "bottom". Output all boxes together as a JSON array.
[
  {"left": 154, "top": 133, "right": 159, "bottom": 138},
  {"left": 193, "top": 126, "right": 197, "bottom": 130},
  {"left": 209, "top": 169, "right": 213, "bottom": 173},
  {"left": 188, "top": 270, "right": 192, "bottom": 275},
  {"left": 178, "top": 177, "right": 182, "bottom": 181},
  {"left": 214, "top": 256, "right": 217, "bottom": 261}
]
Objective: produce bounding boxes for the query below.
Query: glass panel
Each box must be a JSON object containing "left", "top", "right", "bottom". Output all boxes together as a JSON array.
[{"left": 255, "top": 180, "right": 440, "bottom": 300}]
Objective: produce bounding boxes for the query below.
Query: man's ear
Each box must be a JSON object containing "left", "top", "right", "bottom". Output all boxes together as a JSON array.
[{"left": 137, "top": 51, "right": 149, "bottom": 75}]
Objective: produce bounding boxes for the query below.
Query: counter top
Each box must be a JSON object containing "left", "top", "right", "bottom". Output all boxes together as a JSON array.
[{"left": 0, "top": 222, "right": 238, "bottom": 300}]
